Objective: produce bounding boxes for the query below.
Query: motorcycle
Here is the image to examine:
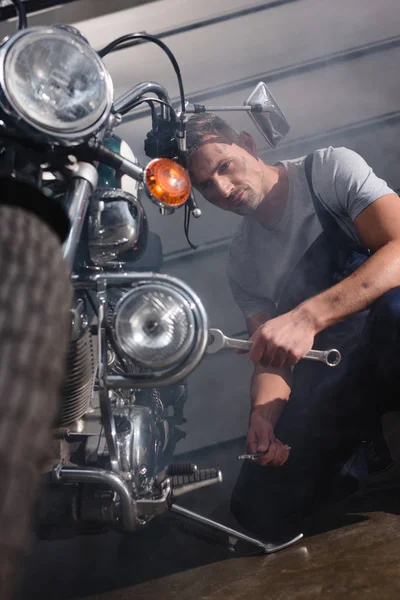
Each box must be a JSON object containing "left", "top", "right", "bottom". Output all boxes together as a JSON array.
[{"left": 0, "top": 2, "right": 298, "bottom": 597}]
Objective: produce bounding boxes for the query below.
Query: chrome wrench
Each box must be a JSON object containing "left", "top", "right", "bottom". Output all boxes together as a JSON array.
[{"left": 207, "top": 328, "right": 341, "bottom": 367}]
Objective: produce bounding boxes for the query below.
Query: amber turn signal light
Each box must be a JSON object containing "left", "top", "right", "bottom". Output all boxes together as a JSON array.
[{"left": 144, "top": 158, "right": 191, "bottom": 207}]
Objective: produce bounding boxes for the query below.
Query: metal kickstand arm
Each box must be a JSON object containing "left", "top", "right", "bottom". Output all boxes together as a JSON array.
[{"left": 170, "top": 504, "right": 303, "bottom": 554}]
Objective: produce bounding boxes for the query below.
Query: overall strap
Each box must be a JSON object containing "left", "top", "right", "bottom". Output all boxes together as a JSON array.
[{"left": 304, "top": 153, "right": 363, "bottom": 254}]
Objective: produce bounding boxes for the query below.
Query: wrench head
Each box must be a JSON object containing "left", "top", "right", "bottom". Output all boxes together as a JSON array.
[
  {"left": 326, "top": 349, "right": 341, "bottom": 367},
  {"left": 206, "top": 328, "right": 224, "bottom": 354}
]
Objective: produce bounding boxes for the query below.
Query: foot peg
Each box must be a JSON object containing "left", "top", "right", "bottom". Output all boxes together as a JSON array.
[
  {"left": 171, "top": 468, "right": 223, "bottom": 497},
  {"left": 166, "top": 463, "right": 198, "bottom": 476}
]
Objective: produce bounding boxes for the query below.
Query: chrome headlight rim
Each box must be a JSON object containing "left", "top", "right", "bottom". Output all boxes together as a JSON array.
[
  {"left": 72, "top": 271, "right": 209, "bottom": 387},
  {"left": 0, "top": 26, "right": 113, "bottom": 143},
  {"left": 112, "top": 281, "right": 198, "bottom": 369}
]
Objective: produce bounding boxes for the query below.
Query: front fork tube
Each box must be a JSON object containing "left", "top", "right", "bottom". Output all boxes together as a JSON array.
[{"left": 63, "top": 162, "right": 98, "bottom": 265}]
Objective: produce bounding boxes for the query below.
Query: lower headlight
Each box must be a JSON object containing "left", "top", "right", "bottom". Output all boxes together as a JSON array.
[
  {"left": 0, "top": 27, "right": 113, "bottom": 141},
  {"left": 113, "top": 283, "right": 196, "bottom": 369}
]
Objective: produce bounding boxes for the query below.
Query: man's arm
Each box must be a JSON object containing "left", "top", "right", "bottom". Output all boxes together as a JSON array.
[
  {"left": 250, "top": 193, "right": 400, "bottom": 367},
  {"left": 246, "top": 312, "right": 292, "bottom": 466},
  {"left": 301, "top": 193, "right": 400, "bottom": 330}
]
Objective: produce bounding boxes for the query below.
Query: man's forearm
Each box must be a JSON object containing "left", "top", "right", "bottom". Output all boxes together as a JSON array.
[
  {"left": 298, "top": 241, "right": 400, "bottom": 333},
  {"left": 250, "top": 365, "right": 292, "bottom": 426}
]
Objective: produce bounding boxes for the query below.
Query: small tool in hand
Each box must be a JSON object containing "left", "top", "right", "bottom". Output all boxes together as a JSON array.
[
  {"left": 238, "top": 451, "right": 269, "bottom": 461},
  {"left": 207, "top": 328, "right": 341, "bottom": 367},
  {"left": 238, "top": 446, "right": 291, "bottom": 461}
]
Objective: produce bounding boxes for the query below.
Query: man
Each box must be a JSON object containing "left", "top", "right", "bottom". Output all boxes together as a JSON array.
[{"left": 185, "top": 113, "right": 400, "bottom": 541}]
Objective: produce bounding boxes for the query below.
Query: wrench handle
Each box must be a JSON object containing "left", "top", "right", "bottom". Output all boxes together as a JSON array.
[
  {"left": 225, "top": 337, "right": 253, "bottom": 352},
  {"left": 211, "top": 329, "right": 341, "bottom": 366},
  {"left": 305, "top": 348, "right": 341, "bottom": 367}
]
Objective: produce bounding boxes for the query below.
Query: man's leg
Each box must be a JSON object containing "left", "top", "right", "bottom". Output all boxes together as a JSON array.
[
  {"left": 231, "top": 289, "right": 400, "bottom": 540},
  {"left": 337, "top": 287, "right": 400, "bottom": 477},
  {"left": 231, "top": 313, "right": 380, "bottom": 541},
  {"left": 231, "top": 288, "right": 400, "bottom": 541}
]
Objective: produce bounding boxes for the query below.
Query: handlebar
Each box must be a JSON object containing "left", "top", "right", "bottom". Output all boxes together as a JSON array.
[{"left": 114, "top": 82, "right": 173, "bottom": 119}]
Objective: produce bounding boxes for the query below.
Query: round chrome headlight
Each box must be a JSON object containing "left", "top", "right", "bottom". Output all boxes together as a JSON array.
[
  {"left": 0, "top": 27, "right": 113, "bottom": 141},
  {"left": 114, "top": 283, "right": 197, "bottom": 369}
]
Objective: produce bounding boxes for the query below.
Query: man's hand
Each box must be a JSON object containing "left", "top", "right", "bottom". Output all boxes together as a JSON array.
[
  {"left": 249, "top": 307, "right": 318, "bottom": 368},
  {"left": 247, "top": 405, "right": 290, "bottom": 467}
]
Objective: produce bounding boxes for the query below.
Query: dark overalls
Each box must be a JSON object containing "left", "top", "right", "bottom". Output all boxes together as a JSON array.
[{"left": 231, "top": 154, "right": 400, "bottom": 541}]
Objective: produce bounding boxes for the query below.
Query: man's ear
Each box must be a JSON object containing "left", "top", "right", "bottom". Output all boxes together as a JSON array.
[{"left": 238, "top": 131, "right": 258, "bottom": 158}]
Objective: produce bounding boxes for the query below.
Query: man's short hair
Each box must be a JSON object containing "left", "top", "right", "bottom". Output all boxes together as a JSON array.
[{"left": 185, "top": 113, "right": 240, "bottom": 162}]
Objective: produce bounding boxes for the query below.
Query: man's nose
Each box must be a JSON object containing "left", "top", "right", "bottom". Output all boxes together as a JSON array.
[{"left": 215, "top": 177, "right": 234, "bottom": 199}]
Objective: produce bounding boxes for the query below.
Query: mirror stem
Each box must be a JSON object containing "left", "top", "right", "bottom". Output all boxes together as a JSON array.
[{"left": 184, "top": 103, "right": 272, "bottom": 114}]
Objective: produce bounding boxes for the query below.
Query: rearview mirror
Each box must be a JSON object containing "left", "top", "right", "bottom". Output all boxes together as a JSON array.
[{"left": 243, "top": 82, "right": 290, "bottom": 149}]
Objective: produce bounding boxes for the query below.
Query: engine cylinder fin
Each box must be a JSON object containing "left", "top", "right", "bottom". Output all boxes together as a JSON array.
[{"left": 58, "top": 329, "right": 96, "bottom": 427}]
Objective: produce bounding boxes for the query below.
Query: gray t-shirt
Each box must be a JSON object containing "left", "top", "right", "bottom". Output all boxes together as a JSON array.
[{"left": 227, "top": 146, "right": 394, "bottom": 320}]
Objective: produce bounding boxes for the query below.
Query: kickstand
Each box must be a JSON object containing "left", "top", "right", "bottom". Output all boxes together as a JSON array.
[{"left": 170, "top": 504, "right": 303, "bottom": 554}]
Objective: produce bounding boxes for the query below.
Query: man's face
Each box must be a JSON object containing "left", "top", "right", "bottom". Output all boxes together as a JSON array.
[{"left": 188, "top": 135, "right": 265, "bottom": 216}]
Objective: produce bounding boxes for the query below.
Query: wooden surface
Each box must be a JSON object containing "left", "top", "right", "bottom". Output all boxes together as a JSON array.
[{"left": 84, "top": 488, "right": 400, "bottom": 600}]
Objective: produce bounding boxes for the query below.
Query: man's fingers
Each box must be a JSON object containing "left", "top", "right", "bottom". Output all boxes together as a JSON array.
[
  {"left": 273, "top": 442, "right": 289, "bottom": 466},
  {"left": 258, "top": 441, "right": 279, "bottom": 466},
  {"left": 256, "top": 345, "right": 278, "bottom": 367},
  {"left": 247, "top": 437, "right": 258, "bottom": 454},
  {"left": 247, "top": 413, "right": 275, "bottom": 459},
  {"left": 249, "top": 332, "right": 283, "bottom": 366},
  {"left": 270, "top": 348, "right": 287, "bottom": 368},
  {"left": 249, "top": 339, "right": 264, "bottom": 363},
  {"left": 246, "top": 429, "right": 261, "bottom": 454},
  {"left": 259, "top": 440, "right": 289, "bottom": 467},
  {"left": 257, "top": 442, "right": 270, "bottom": 453},
  {"left": 247, "top": 431, "right": 271, "bottom": 454},
  {"left": 249, "top": 329, "right": 272, "bottom": 363},
  {"left": 273, "top": 442, "right": 290, "bottom": 466},
  {"left": 282, "top": 445, "right": 290, "bottom": 465},
  {"left": 259, "top": 449, "right": 277, "bottom": 466}
]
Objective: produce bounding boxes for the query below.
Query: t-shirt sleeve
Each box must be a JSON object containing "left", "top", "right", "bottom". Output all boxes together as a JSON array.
[
  {"left": 227, "top": 274, "right": 276, "bottom": 321},
  {"left": 313, "top": 147, "right": 395, "bottom": 221}
]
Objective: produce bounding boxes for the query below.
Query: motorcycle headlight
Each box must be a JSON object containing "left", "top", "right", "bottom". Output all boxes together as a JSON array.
[
  {"left": 113, "top": 283, "right": 197, "bottom": 369},
  {"left": 0, "top": 27, "right": 113, "bottom": 141}
]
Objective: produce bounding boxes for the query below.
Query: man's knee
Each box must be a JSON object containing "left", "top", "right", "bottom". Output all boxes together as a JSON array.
[
  {"left": 230, "top": 461, "right": 315, "bottom": 539},
  {"left": 230, "top": 463, "right": 286, "bottom": 535},
  {"left": 230, "top": 480, "right": 252, "bottom": 530},
  {"left": 230, "top": 476, "right": 283, "bottom": 538}
]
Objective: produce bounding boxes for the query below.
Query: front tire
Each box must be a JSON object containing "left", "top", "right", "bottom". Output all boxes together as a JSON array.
[{"left": 0, "top": 206, "right": 72, "bottom": 599}]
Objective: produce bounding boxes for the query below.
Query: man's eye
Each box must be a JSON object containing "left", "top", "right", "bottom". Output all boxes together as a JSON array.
[{"left": 219, "top": 162, "right": 230, "bottom": 173}]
